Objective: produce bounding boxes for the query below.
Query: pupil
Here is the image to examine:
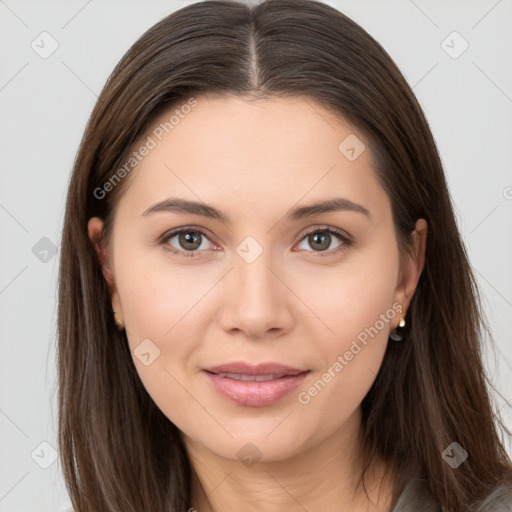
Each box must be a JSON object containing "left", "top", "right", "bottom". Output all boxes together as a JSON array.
[
  {"left": 311, "top": 232, "right": 330, "bottom": 251},
  {"left": 181, "top": 232, "right": 200, "bottom": 250}
]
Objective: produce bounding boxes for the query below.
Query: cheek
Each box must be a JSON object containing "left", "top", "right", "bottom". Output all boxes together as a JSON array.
[
  {"left": 114, "top": 258, "right": 202, "bottom": 433},
  {"left": 115, "top": 262, "right": 205, "bottom": 381},
  {"left": 294, "top": 241, "right": 399, "bottom": 422},
  {"left": 302, "top": 237, "right": 400, "bottom": 353},
  {"left": 112, "top": 244, "right": 228, "bottom": 429},
  {"left": 112, "top": 232, "right": 206, "bottom": 341}
]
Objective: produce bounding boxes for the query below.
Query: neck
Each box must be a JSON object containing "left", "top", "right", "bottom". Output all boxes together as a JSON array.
[{"left": 184, "top": 408, "right": 395, "bottom": 512}]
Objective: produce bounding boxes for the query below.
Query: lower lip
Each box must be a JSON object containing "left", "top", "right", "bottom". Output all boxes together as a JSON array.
[{"left": 202, "top": 370, "right": 310, "bottom": 407}]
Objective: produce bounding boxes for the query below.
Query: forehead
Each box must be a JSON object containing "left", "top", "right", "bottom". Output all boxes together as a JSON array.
[{"left": 117, "top": 95, "right": 389, "bottom": 222}]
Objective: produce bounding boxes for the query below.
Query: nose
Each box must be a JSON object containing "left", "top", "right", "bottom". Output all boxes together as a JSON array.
[{"left": 217, "top": 251, "right": 295, "bottom": 340}]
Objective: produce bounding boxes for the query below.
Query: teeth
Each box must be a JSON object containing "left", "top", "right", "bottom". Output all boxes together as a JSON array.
[{"left": 217, "top": 372, "right": 285, "bottom": 381}]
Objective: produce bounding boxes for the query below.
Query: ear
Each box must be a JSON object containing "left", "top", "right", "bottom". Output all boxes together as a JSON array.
[
  {"left": 87, "top": 217, "right": 121, "bottom": 313},
  {"left": 393, "top": 218, "right": 428, "bottom": 325}
]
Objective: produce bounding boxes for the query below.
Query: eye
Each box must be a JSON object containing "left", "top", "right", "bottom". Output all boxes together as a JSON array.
[
  {"left": 160, "top": 227, "right": 216, "bottom": 258},
  {"left": 295, "top": 226, "right": 352, "bottom": 257},
  {"left": 159, "top": 225, "right": 353, "bottom": 258}
]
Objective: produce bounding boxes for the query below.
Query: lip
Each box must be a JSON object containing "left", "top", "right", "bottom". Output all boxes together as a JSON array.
[
  {"left": 202, "top": 362, "right": 310, "bottom": 407},
  {"left": 204, "top": 362, "right": 307, "bottom": 376}
]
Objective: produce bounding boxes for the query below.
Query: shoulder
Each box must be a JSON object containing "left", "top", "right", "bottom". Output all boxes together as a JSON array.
[
  {"left": 393, "top": 477, "right": 512, "bottom": 512},
  {"left": 473, "top": 482, "right": 512, "bottom": 512},
  {"left": 392, "top": 476, "right": 441, "bottom": 512}
]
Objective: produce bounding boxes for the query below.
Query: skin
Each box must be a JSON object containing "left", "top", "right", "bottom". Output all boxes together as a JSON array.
[{"left": 88, "top": 95, "right": 427, "bottom": 512}]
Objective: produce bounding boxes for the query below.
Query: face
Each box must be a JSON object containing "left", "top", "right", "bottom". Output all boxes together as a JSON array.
[{"left": 89, "top": 95, "right": 425, "bottom": 464}]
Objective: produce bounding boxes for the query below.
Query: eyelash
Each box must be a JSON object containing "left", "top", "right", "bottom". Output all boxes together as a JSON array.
[{"left": 159, "top": 225, "right": 353, "bottom": 259}]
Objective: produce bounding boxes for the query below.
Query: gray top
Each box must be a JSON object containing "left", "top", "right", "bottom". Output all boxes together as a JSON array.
[
  {"left": 393, "top": 477, "right": 512, "bottom": 512},
  {"left": 62, "top": 477, "right": 512, "bottom": 511}
]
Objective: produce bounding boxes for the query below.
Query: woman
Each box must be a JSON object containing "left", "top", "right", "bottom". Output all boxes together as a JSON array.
[{"left": 58, "top": 0, "right": 512, "bottom": 510}]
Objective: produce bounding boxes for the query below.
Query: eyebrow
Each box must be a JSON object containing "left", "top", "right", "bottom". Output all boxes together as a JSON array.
[{"left": 142, "top": 197, "right": 372, "bottom": 223}]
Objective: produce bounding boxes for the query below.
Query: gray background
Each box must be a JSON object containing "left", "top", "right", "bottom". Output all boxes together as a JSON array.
[{"left": 0, "top": 0, "right": 511, "bottom": 510}]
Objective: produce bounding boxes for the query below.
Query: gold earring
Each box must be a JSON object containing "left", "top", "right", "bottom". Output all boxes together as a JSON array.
[
  {"left": 389, "top": 316, "right": 406, "bottom": 341},
  {"left": 112, "top": 308, "right": 125, "bottom": 330}
]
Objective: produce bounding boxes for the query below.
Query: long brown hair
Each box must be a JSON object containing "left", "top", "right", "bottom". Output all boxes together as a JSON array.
[{"left": 57, "top": 1, "right": 512, "bottom": 510}]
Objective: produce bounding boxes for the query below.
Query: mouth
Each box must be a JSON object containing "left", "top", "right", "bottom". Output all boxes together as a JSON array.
[
  {"left": 206, "top": 372, "right": 302, "bottom": 382},
  {"left": 202, "top": 362, "right": 310, "bottom": 407},
  {"left": 203, "top": 361, "right": 308, "bottom": 376}
]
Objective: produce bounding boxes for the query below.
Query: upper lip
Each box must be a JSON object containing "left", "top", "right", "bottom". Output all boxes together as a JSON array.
[{"left": 204, "top": 362, "right": 309, "bottom": 376}]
